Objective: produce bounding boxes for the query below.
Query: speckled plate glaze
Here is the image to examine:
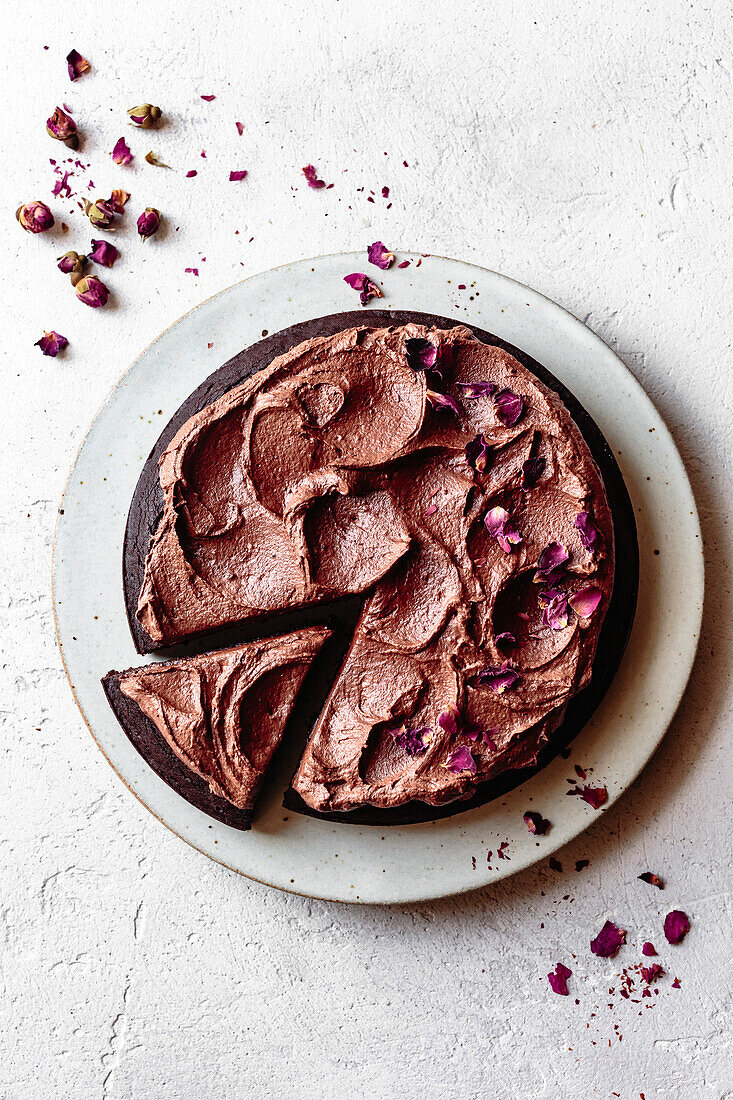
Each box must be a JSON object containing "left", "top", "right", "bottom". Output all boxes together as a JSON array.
[{"left": 53, "top": 252, "right": 703, "bottom": 904}]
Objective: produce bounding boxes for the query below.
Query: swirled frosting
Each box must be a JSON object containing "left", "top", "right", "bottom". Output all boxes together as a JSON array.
[{"left": 137, "top": 324, "right": 614, "bottom": 811}]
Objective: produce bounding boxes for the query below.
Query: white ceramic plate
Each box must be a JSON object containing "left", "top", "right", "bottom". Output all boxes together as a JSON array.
[{"left": 53, "top": 252, "right": 703, "bottom": 904}]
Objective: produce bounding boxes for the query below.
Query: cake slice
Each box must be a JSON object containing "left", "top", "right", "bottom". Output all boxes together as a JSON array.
[{"left": 102, "top": 626, "right": 331, "bottom": 829}]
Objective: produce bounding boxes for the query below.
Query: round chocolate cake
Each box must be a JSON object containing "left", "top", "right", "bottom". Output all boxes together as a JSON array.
[{"left": 110, "top": 310, "right": 637, "bottom": 828}]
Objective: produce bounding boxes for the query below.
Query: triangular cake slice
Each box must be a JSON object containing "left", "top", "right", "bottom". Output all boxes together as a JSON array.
[{"left": 102, "top": 626, "right": 331, "bottom": 829}]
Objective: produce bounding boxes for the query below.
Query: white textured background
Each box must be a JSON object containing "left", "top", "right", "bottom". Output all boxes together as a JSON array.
[{"left": 2, "top": 2, "right": 731, "bottom": 1097}]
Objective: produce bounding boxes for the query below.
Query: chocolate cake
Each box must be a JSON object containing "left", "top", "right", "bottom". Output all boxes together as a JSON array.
[
  {"left": 102, "top": 627, "right": 331, "bottom": 828},
  {"left": 109, "top": 310, "right": 637, "bottom": 828}
]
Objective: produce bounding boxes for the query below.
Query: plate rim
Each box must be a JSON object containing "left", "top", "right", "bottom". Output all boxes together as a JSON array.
[{"left": 52, "top": 250, "right": 704, "bottom": 904}]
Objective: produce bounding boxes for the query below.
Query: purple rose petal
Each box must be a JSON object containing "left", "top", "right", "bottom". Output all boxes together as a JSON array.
[
  {"left": 437, "top": 704, "right": 459, "bottom": 738},
  {"left": 522, "top": 455, "right": 545, "bottom": 487},
  {"left": 367, "top": 241, "right": 395, "bottom": 269},
  {"left": 443, "top": 746, "right": 477, "bottom": 774},
  {"left": 35, "top": 331, "right": 68, "bottom": 357},
  {"left": 112, "top": 137, "right": 133, "bottom": 165},
  {"left": 343, "top": 272, "right": 382, "bottom": 306},
  {"left": 548, "top": 963, "right": 572, "bottom": 996},
  {"left": 575, "top": 511, "right": 600, "bottom": 550},
  {"left": 229, "top": 169, "right": 248, "bottom": 181},
  {"left": 426, "top": 390, "right": 461, "bottom": 415},
  {"left": 66, "top": 49, "right": 90, "bottom": 81},
  {"left": 590, "top": 920, "right": 627, "bottom": 958},
  {"left": 568, "top": 586, "right": 602, "bottom": 619},
  {"left": 484, "top": 506, "right": 522, "bottom": 554},
  {"left": 458, "top": 380, "right": 497, "bottom": 398},
  {"left": 89, "top": 239, "right": 118, "bottom": 268},
  {"left": 638, "top": 872, "right": 664, "bottom": 889},
  {"left": 494, "top": 387, "right": 524, "bottom": 427},
  {"left": 465, "top": 433, "right": 490, "bottom": 472},
  {"left": 406, "top": 337, "right": 438, "bottom": 372},
  {"left": 474, "top": 663, "right": 519, "bottom": 695},
  {"left": 641, "top": 963, "right": 664, "bottom": 984},
  {"left": 672, "top": 978, "right": 681, "bottom": 988},
  {"left": 542, "top": 592, "right": 569, "bottom": 631},
  {"left": 642, "top": 942, "right": 657, "bottom": 956},
  {"left": 523, "top": 811, "right": 551, "bottom": 835},
  {"left": 663, "top": 910, "right": 690, "bottom": 945},
  {"left": 200, "top": 94, "right": 216, "bottom": 102},
  {"left": 535, "top": 542, "right": 569, "bottom": 583}
]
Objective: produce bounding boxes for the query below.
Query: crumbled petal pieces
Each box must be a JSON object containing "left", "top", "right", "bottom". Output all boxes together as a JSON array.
[
  {"left": 443, "top": 746, "right": 477, "bottom": 774},
  {"left": 367, "top": 241, "right": 395, "bottom": 269},
  {"left": 642, "top": 941, "right": 657, "bottom": 956},
  {"left": 390, "top": 725, "right": 431, "bottom": 756},
  {"left": 638, "top": 872, "right": 664, "bottom": 889},
  {"left": 474, "top": 663, "right": 519, "bottom": 694},
  {"left": 302, "top": 163, "right": 326, "bottom": 189},
  {"left": 343, "top": 272, "right": 382, "bottom": 306},
  {"left": 89, "top": 239, "right": 118, "bottom": 267},
  {"left": 494, "top": 387, "right": 524, "bottom": 427},
  {"left": 523, "top": 811, "right": 551, "bottom": 835},
  {"left": 522, "top": 455, "right": 545, "bottom": 487},
  {"left": 112, "top": 137, "right": 133, "bottom": 165},
  {"left": 66, "top": 49, "right": 90, "bottom": 81},
  {"left": 569, "top": 784, "right": 608, "bottom": 809},
  {"left": 16, "top": 201, "right": 54, "bottom": 233},
  {"left": 229, "top": 169, "right": 248, "bottom": 181},
  {"left": 568, "top": 586, "right": 602, "bottom": 619},
  {"left": 664, "top": 910, "right": 690, "bottom": 945},
  {"left": 641, "top": 963, "right": 664, "bottom": 984},
  {"left": 465, "top": 432, "right": 490, "bottom": 473},
  {"left": 575, "top": 511, "right": 599, "bottom": 550},
  {"left": 46, "top": 106, "right": 79, "bottom": 149},
  {"left": 127, "top": 104, "right": 162, "bottom": 128},
  {"left": 548, "top": 963, "right": 572, "bottom": 996},
  {"left": 35, "top": 331, "right": 68, "bottom": 357},
  {"left": 74, "top": 274, "right": 109, "bottom": 307},
  {"left": 484, "top": 506, "right": 522, "bottom": 554},
  {"left": 145, "top": 150, "right": 171, "bottom": 169},
  {"left": 590, "top": 920, "right": 627, "bottom": 958},
  {"left": 137, "top": 207, "right": 161, "bottom": 241}
]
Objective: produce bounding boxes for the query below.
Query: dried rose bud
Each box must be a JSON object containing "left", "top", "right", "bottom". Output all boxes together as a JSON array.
[
  {"left": 16, "top": 201, "right": 55, "bottom": 233},
  {"left": 112, "top": 137, "right": 133, "bottom": 165},
  {"left": 75, "top": 274, "right": 110, "bottom": 307},
  {"left": 89, "top": 239, "right": 118, "bottom": 267},
  {"left": 46, "top": 106, "right": 79, "bottom": 150},
  {"left": 108, "top": 189, "right": 130, "bottom": 214},
  {"left": 66, "top": 49, "right": 90, "bottom": 81},
  {"left": 127, "top": 103, "right": 162, "bottom": 129},
  {"left": 84, "top": 198, "right": 116, "bottom": 230},
  {"left": 35, "top": 331, "right": 68, "bottom": 357},
  {"left": 57, "top": 250, "right": 87, "bottom": 279},
  {"left": 137, "top": 207, "right": 161, "bottom": 241}
]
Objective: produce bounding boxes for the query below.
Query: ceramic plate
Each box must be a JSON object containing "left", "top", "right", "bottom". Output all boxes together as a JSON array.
[{"left": 53, "top": 252, "right": 703, "bottom": 904}]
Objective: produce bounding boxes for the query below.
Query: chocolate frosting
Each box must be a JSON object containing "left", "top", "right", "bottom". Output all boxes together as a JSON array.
[
  {"left": 136, "top": 324, "right": 614, "bottom": 812},
  {"left": 116, "top": 627, "right": 330, "bottom": 810}
]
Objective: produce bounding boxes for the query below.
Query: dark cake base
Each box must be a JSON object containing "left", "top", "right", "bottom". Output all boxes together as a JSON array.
[{"left": 115, "top": 309, "right": 638, "bottom": 829}]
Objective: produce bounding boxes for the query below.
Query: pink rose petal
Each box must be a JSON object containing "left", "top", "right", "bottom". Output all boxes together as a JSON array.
[
  {"left": 663, "top": 910, "right": 690, "bottom": 945},
  {"left": 66, "top": 49, "right": 90, "bottom": 81},
  {"left": 548, "top": 963, "right": 572, "bottom": 996},
  {"left": 590, "top": 920, "right": 627, "bottom": 958},
  {"left": 89, "top": 239, "right": 118, "bottom": 267},
  {"left": 575, "top": 511, "right": 600, "bottom": 550},
  {"left": 457, "top": 380, "right": 497, "bottom": 398},
  {"left": 474, "top": 663, "right": 519, "bottom": 694},
  {"left": 465, "top": 432, "right": 490, "bottom": 473},
  {"left": 229, "top": 169, "right": 248, "bottom": 181},
  {"left": 642, "top": 942, "right": 657, "bottom": 956},
  {"left": 35, "top": 331, "right": 68, "bottom": 357},
  {"left": 494, "top": 387, "right": 524, "bottom": 426},
  {"left": 367, "top": 241, "right": 395, "bottom": 269},
  {"left": 112, "top": 137, "right": 133, "bottom": 166},
  {"left": 426, "top": 390, "right": 461, "bottom": 415},
  {"left": 523, "top": 811, "right": 551, "bottom": 835},
  {"left": 442, "top": 746, "right": 477, "bottom": 774},
  {"left": 568, "top": 586, "right": 602, "bottom": 619},
  {"left": 484, "top": 506, "right": 522, "bottom": 554},
  {"left": 343, "top": 272, "right": 382, "bottom": 306},
  {"left": 641, "top": 963, "right": 664, "bottom": 984}
]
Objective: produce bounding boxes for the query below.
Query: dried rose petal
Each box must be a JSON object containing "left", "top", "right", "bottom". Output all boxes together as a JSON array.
[
  {"left": 495, "top": 631, "right": 515, "bottom": 650},
  {"left": 465, "top": 433, "right": 490, "bottom": 473},
  {"left": 57, "top": 250, "right": 86, "bottom": 277},
  {"left": 185, "top": 267, "right": 199, "bottom": 277},
  {"left": 200, "top": 94, "right": 216, "bottom": 102},
  {"left": 522, "top": 455, "right": 545, "bottom": 487},
  {"left": 484, "top": 506, "right": 522, "bottom": 554},
  {"left": 46, "top": 106, "right": 79, "bottom": 150},
  {"left": 590, "top": 920, "right": 627, "bottom": 958},
  {"left": 442, "top": 746, "right": 477, "bottom": 774},
  {"left": 542, "top": 592, "right": 569, "bottom": 631},
  {"left": 235, "top": 121, "right": 244, "bottom": 136},
  {"left": 391, "top": 725, "right": 431, "bottom": 756},
  {"left": 137, "top": 207, "right": 161, "bottom": 241},
  {"left": 474, "top": 663, "right": 519, "bottom": 694},
  {"left": 641, "top": 963, "right": 664, "bottom": 984},
  {"left": 575, "top": 511, "right": 600, "bottom": 550},
  {"left": 671, "top": 977, "right": 681, "bottom": 988},
  {"left": 568, "top": 784, "right": 608, "bottom": 809},
  {"left": 16, "top": 201, "right": 55, "bottom": 234},
  {"left": 302, "top": 163, "right": 326, "bottom": 189},
  {"left": 638, "top": 872, "right": 664, "bottom": 890},
  {"left": 84, "top": 199, "right": 116, "bottom": 230},
  {"left": 548, "top": 963, "right": 572, "bottom": 996},
  {"left": 426, "top": 390, "right": 460, "bottom": 415},
  {"left": 145, "top": 150, "right": 171, "bottom": 169},
  {"left": 66, "top": 49, "right": 90, "bottom": 81},
  {"left": 437, "top": 704, "right": 483, "bottom": 744},
  {"left": 568, "top": 586, "right": 602, "bottom": 619},
  {"left": 75, "top": 274, "right": 109, "bottom": 307},
  {"left": 89, "top": 239, "right": 118, "bottom": 267},
  {"left": 109, "top": 189, "right": 130, "bottom": 214},
  {"left": 51, "top": 171, "right": 72, "bottom": 199},
  {"left": 535, "top": 541, "right": 569, "bottom": 582},
  {"left": 642, "top": 942, "right": 657, "bottom": 956},
  {"left": 406, "top": 337, "right": 438, "bottom": 372},
  {"left": 229, "top": 169, "right": 248, "bottom": 181},
  {"left": 343, "top": 272, "right": 382, "bottom": 306},
  {"left": 111, "top": 137, "right": 133, "bottom": 165},
  {"left": 523, "top": 811, "right": 550, "bottom": 835},
  {"left": 458, "top": 380, "right": 497, "bottom": 398},
  {"left": 35, "top": 331, "right": 68, "bottom": 357},
  {"left": 494, "top": 387, "right": 524, "bottom": 427},
  {"left": 367, "top": 241, "right": 394, "bottom": 269},
  {"left": 663, "top": 910, "right": 690, "bottom": 944},
  {"left": 127, "top": 104, "right": 162, "bottom": 128}
]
